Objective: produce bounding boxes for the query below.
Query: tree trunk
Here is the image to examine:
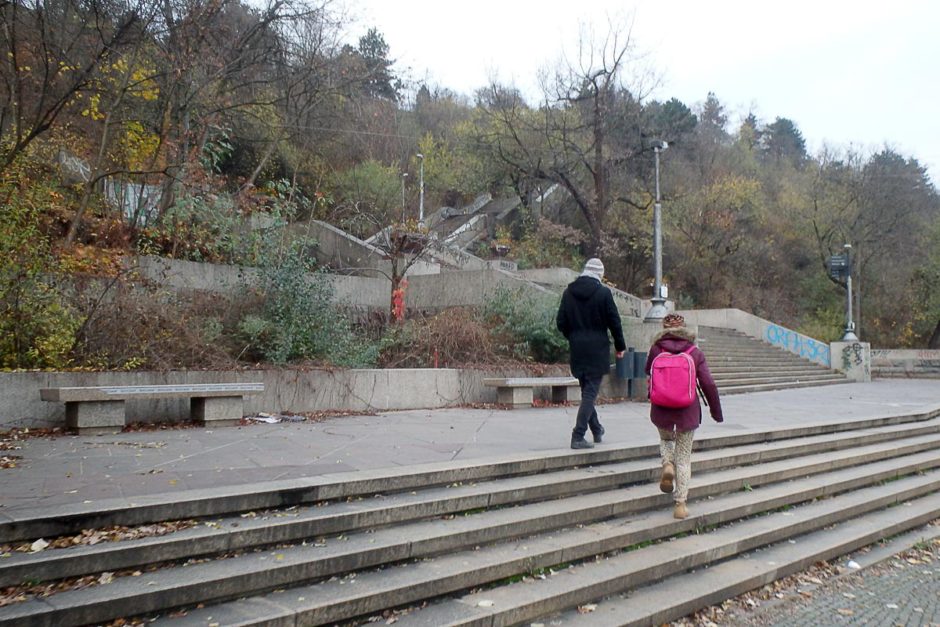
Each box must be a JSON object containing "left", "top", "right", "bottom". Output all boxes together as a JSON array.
[
  {"left": 389, "top": 268, "right": 404, "bottom": 323},
  {"left": 242, "top": 139, "right": 280, "bottom": 191},
  {"left": 65, "top": 52, "right": 137, "bottom": 246},
  {"left": 928, "top": 318, "right": 940, "bottom": 349}
]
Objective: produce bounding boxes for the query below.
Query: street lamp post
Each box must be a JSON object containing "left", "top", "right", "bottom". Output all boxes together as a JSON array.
[
  {"left": 842, "top": 243, "right": 859, "bottom": 341},
  {"left": 416, "top": 153, "right": 425, "bottom": 227},
  {"left": 400, "top": 172, "right": 408, "bottom": 223},
  {"left": 644, "top": 141, "right": 669, "bottom": 321}
]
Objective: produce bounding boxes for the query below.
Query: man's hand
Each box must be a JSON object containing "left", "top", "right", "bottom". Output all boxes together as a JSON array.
[{"left": 615, "top": 350, "right": 625, "bottom": 358}]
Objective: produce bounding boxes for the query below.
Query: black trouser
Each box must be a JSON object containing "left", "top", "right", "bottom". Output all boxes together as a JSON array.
[{"left": 572, "top": 374, "right": 603, "bottom": 440}]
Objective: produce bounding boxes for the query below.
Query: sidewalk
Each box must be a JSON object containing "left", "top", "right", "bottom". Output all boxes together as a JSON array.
[
  {"left": 718, "top": 522, "right": 940, "bottom": 627},
  {"left": 2, "top": 379, "right": 940, "bottom": 514}
]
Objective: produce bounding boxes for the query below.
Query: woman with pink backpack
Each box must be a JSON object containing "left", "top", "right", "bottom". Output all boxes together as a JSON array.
[{"left": 645, "top": 313, "right": 724, "bottom": 519}]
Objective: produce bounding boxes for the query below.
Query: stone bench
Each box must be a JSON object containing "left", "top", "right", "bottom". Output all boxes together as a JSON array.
[
  {"left": 40, "top": 383, "right": 265, "bottom": 434},
  {"left": 483, "top": 377, "right": 581, "bottom": 408}
]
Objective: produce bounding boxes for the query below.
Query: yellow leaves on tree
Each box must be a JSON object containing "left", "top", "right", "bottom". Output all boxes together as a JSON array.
[{"left": 119, "top": 121, "right": 160, "bottom": 172}]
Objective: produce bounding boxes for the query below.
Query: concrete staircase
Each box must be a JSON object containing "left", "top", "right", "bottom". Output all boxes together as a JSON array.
[
  {"left": 1, "top": 411, "right": 939, "bottom": 626},
  {"left": 698, "top": 325, "right": 848, "bottom": 395}
]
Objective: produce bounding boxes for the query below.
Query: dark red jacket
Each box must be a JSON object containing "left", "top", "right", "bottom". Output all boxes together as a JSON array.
[{"left": 645, "top": 327, "right": 723, "bottom": 431}]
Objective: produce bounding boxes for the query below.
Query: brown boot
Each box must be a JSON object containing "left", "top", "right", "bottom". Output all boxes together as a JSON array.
[
  {"left": 659, "top": 462, "right": 675, "bottom": 494},
  {"left": 673, "top": 501, "right": 688, "bottom": 519}
]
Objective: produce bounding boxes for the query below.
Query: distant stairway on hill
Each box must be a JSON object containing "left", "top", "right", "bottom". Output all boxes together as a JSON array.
[{"left": 697, "top": 325, "right": 848, "bottom": 395}]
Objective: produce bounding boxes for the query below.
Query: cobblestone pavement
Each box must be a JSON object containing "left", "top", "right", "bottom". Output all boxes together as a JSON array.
[{"left": 721, "top": 534, "right": 940, "bottom": 627}]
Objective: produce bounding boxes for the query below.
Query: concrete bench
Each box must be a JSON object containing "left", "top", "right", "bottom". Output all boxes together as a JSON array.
[
  {"left": 40, "top": 383, "right": 264, "bottom": 434},
  {"left": 483, "top": 377, "right": 581, "bottom": 408}
]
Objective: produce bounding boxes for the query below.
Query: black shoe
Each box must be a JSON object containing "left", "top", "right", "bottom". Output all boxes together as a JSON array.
[
  {"left": 571, "top": 438, "right": 594, "bottom": 449},
  {"left": 592, "top": 426, "right": 605, "bottom": 444}
]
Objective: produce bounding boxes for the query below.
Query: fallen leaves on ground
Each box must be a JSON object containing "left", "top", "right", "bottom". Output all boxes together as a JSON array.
[
  {"left": 0, "top": 520, "right": 199, "bottom": 556},
  {"left": 0, "top": 455, "right": 20, "bottom": 469},
  {"left": 670, "top": 517, "right": 940, "bottom": 626},
  {"left": 0, "top": 427, "right": 64, "bottom": 446}
]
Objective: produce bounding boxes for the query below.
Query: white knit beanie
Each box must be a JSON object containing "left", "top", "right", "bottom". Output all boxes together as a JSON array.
[{"left": 581, "top": 258, "right": 604, "bottom": 282}]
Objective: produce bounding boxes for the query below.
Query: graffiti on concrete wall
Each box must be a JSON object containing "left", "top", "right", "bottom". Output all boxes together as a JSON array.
[
  {"left": 764, "top": 324, "right": 831, "bottom": 367},
  {"left": 841, "top": 342, "right": 864, "bottom": 370},
  {"left": 872, "top": 349, "right": 940, "bottom": 360},
  {"left": 611, "top": 291, "right": 642, "bottom": 319},
  {"left": 840, "top": 342, "right": 870, "bottom": 378}
]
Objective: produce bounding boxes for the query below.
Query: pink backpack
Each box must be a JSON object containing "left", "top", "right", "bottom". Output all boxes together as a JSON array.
[{"left": 649, "top": 346, "right": 698, "bottom": 408}]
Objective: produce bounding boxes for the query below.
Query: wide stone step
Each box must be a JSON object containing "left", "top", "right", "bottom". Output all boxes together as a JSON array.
[
  {"left": 713, "top": 373, "right": 847, "bottom": 386},
  {"left": 164, "top": 469, "right": 940, "bottom": 627},
  {"left": 698, "top": 326, "right": 757, "bottom": 336},
  {"left": 8, "top": 411, "right": 933, "bottom": 546},
  {"left": 530, "top": 485, "right": 940, "bottom": 627},
  {"left": 708, "top": 354, "right": 823, "bottom": 364},
  {"left": 719, "top": 379, "right": 853, "bottom": 394},
  {"left": 4, "top": 425, "right": 939, "bottom": 627},
  {"left": 548, "top": 528, "right": 940, "bottom": 627},
  {"left": 705, "top": 354, "right": 823, "bottom": 363},
  {"left": 697, "top": 340, "right": 784, "bottom": 348},
  {"left": 6, "top": 420, "right": 938, "bottom": 588},
  {"left": 709, "top": 364, "right": 832, "bottom": 374},
  {"left": 710, "top": 369, "right": 836, "bottom": 380}
]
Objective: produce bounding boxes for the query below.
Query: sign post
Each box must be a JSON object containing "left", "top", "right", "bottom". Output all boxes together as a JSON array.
[{"left": 828, "top": 244, "right": 858, "bottom": 341}]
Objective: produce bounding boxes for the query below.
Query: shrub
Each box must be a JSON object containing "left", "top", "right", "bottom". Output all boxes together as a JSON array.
[
  {"left": 72, "top": 280, "right": 239, "bottom": 370},
  {"left": 512, "top": 218, "right": 585, "bottom": 270},
  {"left": 0, "top": 160, "right": 81, "bottom": 369},
  {"left": 377, "top": 308, "right": 501, "bottom": 367},
  {"left": 483, "top": 287, "right": 568, "bottom": 363},
  {"left": 136, "top": 182, "right": 312, "bottom": 266},
  {"left": 237, "top": 244, "right": 376, "bottom": 366}
]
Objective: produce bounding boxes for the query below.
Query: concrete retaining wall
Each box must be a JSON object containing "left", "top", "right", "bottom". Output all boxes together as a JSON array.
[
  {"left": 304, "top": 220, "right": 440, "bottom": 277},
  {"left": 406, "top": 268, "right": 557, "bottom": 309},
  {"left": 516, "top": 268, "right": 648, "bottom": 320},
  {"left": 133, "top": 258, "right": 556, "bottom": 313},
  {"left": 1, "top": 367, "right": 630, "bottom": 430},
  {"left": 134, "top": 256, "right": 390, "bottom": 309},
  {"left": 678, "top": 308, "right": 832, "bottom": 367},
  {"left": 871, "top": 349, "right": 940, "bottom": 378}
]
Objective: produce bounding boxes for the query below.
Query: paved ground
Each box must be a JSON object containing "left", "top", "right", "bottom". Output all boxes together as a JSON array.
[
  {"left": 2, "top": 379, "right": 939, "bottom": 514},
  {"left": 718, "top": 524, "right": 940, "bottom": 627}
]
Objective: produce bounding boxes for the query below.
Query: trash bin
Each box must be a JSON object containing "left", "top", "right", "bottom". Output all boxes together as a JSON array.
[
  {"left": 632, "top": 350, "right": 647, "bottom": 379},
  {"left": 615, "top": 347, "right": 635, "bottom": 379}
]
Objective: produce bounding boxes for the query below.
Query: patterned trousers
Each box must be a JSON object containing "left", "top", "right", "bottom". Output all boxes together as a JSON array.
[{"left": 658, "top": 428, "right": 695, "bottom": 503}]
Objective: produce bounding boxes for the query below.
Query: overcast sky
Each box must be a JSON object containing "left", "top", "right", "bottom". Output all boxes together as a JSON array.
[{"left": 347, "top": 0, "right": 939, "bottom": 183}]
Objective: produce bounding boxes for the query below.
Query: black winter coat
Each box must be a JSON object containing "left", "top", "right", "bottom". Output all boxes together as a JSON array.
[{"left": 556, "top": 276, "right": 627, "bottom": 378}]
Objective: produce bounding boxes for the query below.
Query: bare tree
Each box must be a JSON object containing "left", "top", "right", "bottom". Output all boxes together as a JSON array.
[
  {"left": 149, "top": 0, "right": 333, "bottom": 214},
  {"left": 477, "top": 23, "right": 654, "bottom": 255},
  {"left": 0, "top": 0, "right": 145, "bottom": 172}
]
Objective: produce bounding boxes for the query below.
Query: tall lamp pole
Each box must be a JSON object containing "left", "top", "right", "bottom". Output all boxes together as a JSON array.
[
  {"left": 842, "top": 243, "right": 859, "bottom": 341},
  {"left": 644, "top": 140, "right": 669, "bottom": 321},
  {"left": 400, "top": 172, "right": 408, "bottom": 223},
  {"left": 416, "top": 153, "right": 425, "bottom": 227}
]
